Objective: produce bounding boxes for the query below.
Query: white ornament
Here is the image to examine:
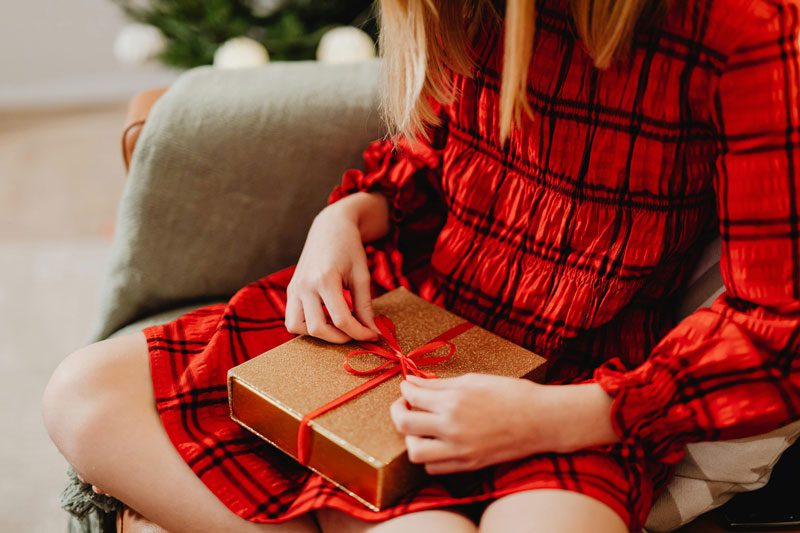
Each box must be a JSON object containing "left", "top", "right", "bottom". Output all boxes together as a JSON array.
[
  {"left": 113, "top": 23, "right": 167, "bottom": 65},
  {"left": 316, "top": 26, "right": 376, "bottom": 64},
  {"left": 250, "top": 0, "right": 283, "bottom": 17},
  {"left": 213, "top": 37, "right": 270, "bottom": 69}
]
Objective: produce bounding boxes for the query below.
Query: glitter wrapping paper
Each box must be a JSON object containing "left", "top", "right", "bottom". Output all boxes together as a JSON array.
[{"left": 227, "top": 287, "right": 547, "bottom": 510}]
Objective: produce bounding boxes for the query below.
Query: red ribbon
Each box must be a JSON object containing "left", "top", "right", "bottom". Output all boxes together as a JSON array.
[{"left": 296, "top": 314, "right": 474, "bottom": 465}]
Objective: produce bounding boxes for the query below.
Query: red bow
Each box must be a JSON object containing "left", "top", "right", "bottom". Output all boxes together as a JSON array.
[{"left": 296, "top": 314, "right": 473, "bottom": 465}]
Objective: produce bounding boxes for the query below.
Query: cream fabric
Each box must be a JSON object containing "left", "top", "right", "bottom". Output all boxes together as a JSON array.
[{"left": 645, "top": 237, "right": 800, "bottom": 530}]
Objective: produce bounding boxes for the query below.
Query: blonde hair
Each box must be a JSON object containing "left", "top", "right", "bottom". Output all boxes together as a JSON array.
[{"left": 378, "top": 0, "right": 663, "bottom": 142}]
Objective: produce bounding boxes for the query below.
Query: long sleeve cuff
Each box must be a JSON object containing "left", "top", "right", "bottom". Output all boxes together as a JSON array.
[
  {"left": 328, "top": 136, "right": 443, "bottom": 226},
  {"left": 594, "top": 357, "right": 699, "bottom": 465},
  {"left": 594, "top": 300, "right": 800, "bottom": 465},
  {"left": 327, "top": 126, "right": 448, "bottom": 292}
]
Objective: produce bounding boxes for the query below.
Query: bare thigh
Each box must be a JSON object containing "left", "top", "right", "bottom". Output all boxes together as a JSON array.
[
  {"left": 479, "top": 490, "right": 628, "bottom": 533},
  {"left": 316, "top": 508, "right": 478, "bottom": 533},
  {"left": 42, "top": 333, "right": 316, "bottom": 533}
]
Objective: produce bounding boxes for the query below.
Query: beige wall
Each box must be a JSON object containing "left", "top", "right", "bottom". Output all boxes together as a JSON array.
[{"left": 0, "top": 0, "right": 178, "bottom": 108}]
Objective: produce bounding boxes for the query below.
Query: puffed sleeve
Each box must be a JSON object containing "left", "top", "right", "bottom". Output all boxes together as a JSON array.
[
  {"left": 327, "top": 107, "right": 449, "bottom": 291},
  {"left": 593, "top": 1, "right": 800, "bottom": 464}
]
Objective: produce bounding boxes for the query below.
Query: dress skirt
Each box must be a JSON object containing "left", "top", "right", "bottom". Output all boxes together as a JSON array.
[{"left": 144, "top": 266, "right": 667, "bottom": 532}]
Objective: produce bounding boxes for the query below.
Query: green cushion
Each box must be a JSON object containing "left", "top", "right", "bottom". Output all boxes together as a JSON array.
[
  {"left": 107, "top": 302, "right": 226, "bottom": 339},
  {"left": 90, "top": 61, "right": 384, "bottom": 342}
]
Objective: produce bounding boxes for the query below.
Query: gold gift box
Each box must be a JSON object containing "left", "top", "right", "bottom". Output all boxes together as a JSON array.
[{"left": 227, "top": 287, "right": 547, "bottom": 511}]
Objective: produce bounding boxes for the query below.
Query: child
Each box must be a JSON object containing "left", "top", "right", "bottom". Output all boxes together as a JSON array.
[{"left": 44, "top": 1, "right": 800, "bottom": 531}]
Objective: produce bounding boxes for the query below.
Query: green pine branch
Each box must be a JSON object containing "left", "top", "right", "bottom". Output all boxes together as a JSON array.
[{"left": 112, "top": 0, "right": 378, "bottom": 68}]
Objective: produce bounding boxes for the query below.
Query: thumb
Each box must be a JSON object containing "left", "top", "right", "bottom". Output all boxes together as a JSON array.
[{"left": 351, "top": 266, "right": 377, "bottom": 333}]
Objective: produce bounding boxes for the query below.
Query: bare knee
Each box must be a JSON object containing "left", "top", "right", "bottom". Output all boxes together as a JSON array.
[
  {"left": 42, "top": 342, "right": 115, "bottom": 474},
  {"left": 42, "top": 334, "right": 148, "bottom": 480},
  {"left": 479, "top": 490, "right": 627, "bottom": 533}
]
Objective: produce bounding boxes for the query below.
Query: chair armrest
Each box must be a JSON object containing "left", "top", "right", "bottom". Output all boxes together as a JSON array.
[
  {"left": 93, "top": 61, "right": 384, "bottom": 340},
  {"left": 122, "top": 88, "right": 168, "bottom": 172}
]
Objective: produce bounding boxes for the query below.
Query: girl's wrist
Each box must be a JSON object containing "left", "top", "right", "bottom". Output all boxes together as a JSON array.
[
  {"left": 533, "top": 382, "right": 620, "bottom": 453},
  {"left": 323, "top": 192, "right": 390, "bottom": 242}
]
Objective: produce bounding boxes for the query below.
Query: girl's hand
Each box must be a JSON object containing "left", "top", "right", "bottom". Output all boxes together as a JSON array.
[
  {"left": 390, "top": 374, "right": 618, "bottom": 474},
  {"left": 285, "top": 192, "right": 389, "bottom": 343}
]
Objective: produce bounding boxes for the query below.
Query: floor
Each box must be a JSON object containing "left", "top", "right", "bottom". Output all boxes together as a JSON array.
[{"left": 0, "top": 104, "right": 128, "bottom": 532}]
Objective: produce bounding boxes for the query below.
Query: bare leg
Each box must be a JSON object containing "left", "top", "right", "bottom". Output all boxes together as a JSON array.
[
  {"left": 42, "top": 333, "right": 317, "bottom": 533},
  {"left": 316, "top": 508, "right": 477, "bottom": 533},
  {"left": 479, "top": 490, "right": 627, "bottom": 533}
]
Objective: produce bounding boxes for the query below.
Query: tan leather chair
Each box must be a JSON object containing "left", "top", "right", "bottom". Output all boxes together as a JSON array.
[{"left": 121, "top": 88, "right": 167, "bottom": 172}]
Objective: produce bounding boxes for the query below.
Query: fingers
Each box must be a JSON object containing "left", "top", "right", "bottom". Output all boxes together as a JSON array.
[
  {"left": 398, "top": 407, "right": 478, "bottom": 475},
  {"left": 301, "top": 295, "right": 351, "bottom": 344},
  {"left": 423, "top": 459, "right": 477, "bottom": 475},
  {"left": 405, "top": 435, "right": 455, "bottom": 464},
  {"left": 284, "top": 293, "right": 308, "bottom": 335},
  {"left": 350, "top": 265, "right": 378, "bottom": 333},
  {"left": 319, "top": 282, "right": 377, "bottom": 341},
  {"left": 390, "top": 397, "right": 447, "bottom": 437},
  {"left": 399, "top": 380, "right": 443, "bottom": 412},
  {"left": 405, "top": 374, "right": 457, "bottom": 389},
  {"left": 286, "top": 259, "right": 378, "bottom": 343}
]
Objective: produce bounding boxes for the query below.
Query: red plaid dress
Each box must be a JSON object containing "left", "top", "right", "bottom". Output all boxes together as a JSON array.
[{"left": 144, "top": 1, "right": 800, "bottom": 530}]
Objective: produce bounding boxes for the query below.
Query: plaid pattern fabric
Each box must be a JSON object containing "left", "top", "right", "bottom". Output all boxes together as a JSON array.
[
  {"left": 144, "top": 0, "right": 800, "bottom": 530},
  {"left": 146, "top": 268, "right": 662, "bottom": 531}
]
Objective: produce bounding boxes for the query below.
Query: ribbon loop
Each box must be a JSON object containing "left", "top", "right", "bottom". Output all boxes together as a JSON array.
[
  {"left": 341, "top": 318, "right": 459, "bottom": 379},
  {"left": 296, "top": 314, "right": 474, "bottom": 465}
]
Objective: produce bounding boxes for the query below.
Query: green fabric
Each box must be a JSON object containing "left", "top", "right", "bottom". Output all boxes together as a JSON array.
[
  {"left": 62, "top": 468, "right": 120, "bottom": 533},
  {"left": 62, "top": 60, "right": 383, "bottom": 533},
  {"left": 90, "top": 59, "right": 384, "bottom": 342}
]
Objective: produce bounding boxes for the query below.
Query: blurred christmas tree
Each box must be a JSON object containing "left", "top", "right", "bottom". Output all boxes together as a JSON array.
[{"left": 112, "top": 0, "right": 378, "bottom": 68}]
